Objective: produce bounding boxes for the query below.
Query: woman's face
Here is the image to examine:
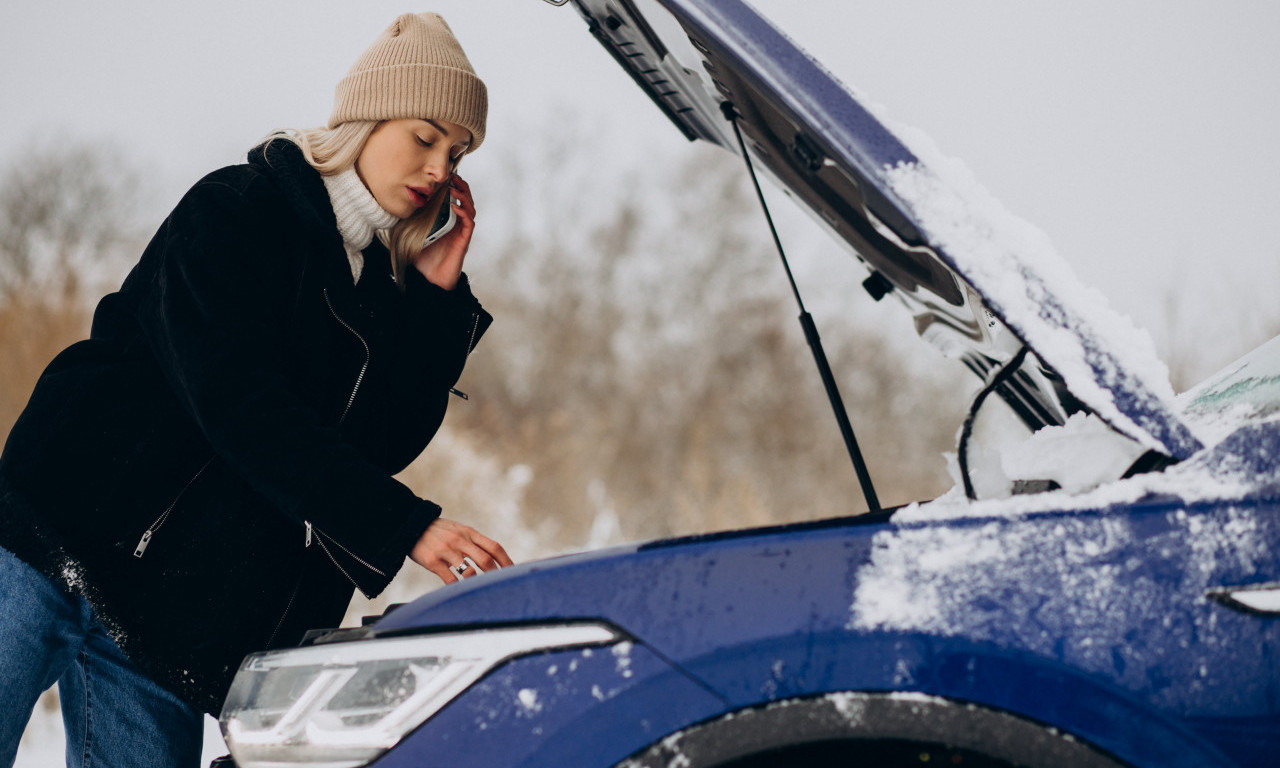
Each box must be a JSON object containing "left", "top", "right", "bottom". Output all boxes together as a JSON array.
[{"left": 355, "top": 118, "right": 472, "bottom": 219}]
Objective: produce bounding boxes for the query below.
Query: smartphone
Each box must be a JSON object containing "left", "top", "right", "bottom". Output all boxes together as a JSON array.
[{"left": 423, "top": 191, "right": 457, "bottom": 247}]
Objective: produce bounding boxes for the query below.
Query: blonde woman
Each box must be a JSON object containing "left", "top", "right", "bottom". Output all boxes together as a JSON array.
[{"left": 0, "top": 13, "right": 509, "bottom": 766}]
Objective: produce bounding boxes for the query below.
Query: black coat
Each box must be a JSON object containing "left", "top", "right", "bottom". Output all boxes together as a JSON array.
[{"left": 0, "top": 139, "right": 491, "bottom": 714}]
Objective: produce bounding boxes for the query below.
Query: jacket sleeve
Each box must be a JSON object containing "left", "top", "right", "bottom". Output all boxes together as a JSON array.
[
  {"left": 135, "top": 177, "right": 436, "bottom": 597},
  {"left": 379, "top": 268, "right": 493, "bottom": 471}
]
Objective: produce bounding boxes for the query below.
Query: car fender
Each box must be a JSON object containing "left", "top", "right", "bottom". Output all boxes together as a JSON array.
[{"left": 669, "top": 632, "right": 1240, "bottom": 767}]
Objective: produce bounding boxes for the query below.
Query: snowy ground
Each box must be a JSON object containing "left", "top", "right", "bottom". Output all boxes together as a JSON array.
[{"left": 15, "top": 690, "right": 227, "bottom": 767}]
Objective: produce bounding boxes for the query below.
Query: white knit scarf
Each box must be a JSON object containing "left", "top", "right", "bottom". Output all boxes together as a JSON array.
[{"left": 322, "top": 168, "right": 399, "bottom": 283}]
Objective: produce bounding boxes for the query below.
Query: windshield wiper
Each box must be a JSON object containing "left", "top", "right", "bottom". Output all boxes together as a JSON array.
[{"left": 722, "top": 101, "right": 882, "bottom": 515}]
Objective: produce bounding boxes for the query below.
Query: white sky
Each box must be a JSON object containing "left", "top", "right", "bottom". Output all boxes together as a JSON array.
[{"left": 2, "top": 0, "right": 1278, "bottom": 379}]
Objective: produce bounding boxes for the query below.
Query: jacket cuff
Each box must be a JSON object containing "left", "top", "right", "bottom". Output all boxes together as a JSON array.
[
  {"left": 294, "top": 452, "right": 443, "bottom": 598},
  {"left": 369, "top": 498, "right": 442, "bottom": 586},
  {"left": 403, "top": 268, "right": 479, "bottom": 311},
  {"left": 400, "top": 269, "right": 494, "bottom": 372}
]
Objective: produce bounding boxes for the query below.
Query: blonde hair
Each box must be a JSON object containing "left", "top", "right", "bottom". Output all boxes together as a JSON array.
[
  {"left": 266, "top": 122, "right": 448, "bottom": 287},
  {"left": 276, "top": 122, "right": 377, "bottom": 174}
]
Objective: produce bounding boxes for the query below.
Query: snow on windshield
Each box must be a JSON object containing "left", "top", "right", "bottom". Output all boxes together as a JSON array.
[
  {"left": 1179, "top": 333, "right": 1280, "bottom": 444},
  {"left": 877, "top": 127, "right": 1202, "bottom": 461}
]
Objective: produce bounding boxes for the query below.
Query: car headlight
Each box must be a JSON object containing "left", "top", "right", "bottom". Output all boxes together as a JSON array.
[{"left": 220, "top": 623, "right": 620, "bottom": 768}]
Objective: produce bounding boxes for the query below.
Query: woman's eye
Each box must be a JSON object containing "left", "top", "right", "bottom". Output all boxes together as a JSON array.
[{"left": 416, "top": 136, "right": 432, "bottom": 147}]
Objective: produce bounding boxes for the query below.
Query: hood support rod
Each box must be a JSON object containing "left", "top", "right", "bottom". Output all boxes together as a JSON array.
[{"left": 721, "top": 102, "right": 881, "bottom": 514}]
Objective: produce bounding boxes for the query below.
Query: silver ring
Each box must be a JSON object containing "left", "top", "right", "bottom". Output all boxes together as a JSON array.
[{"left": 450, "top": 561, "right": 471, "bottom": 577}]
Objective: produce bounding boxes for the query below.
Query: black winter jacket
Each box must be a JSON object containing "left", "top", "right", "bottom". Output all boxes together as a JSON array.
[{"left": 0, "top": 139, "right": 491, "bottom": 714}]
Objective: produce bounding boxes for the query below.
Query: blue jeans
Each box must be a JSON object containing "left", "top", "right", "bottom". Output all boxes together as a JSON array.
[{"left": 0, "top": 545, "right": 204, "bottom": 768}]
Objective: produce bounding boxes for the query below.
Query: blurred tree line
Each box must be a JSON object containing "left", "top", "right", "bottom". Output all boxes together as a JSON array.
[{"left": 0, "top": 142, "right": 143, "bottom": 442}]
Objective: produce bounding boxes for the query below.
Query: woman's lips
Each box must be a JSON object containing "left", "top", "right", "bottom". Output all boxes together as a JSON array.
[{"left": 406, "top": 186, "right": 432, "bottom": 207}]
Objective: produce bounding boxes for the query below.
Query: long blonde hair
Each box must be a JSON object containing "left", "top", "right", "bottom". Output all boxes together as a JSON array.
[{"left": 267, "top": 123, "right": 447, "bottom": 286}]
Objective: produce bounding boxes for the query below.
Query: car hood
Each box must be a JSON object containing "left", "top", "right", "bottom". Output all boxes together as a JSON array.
[{"left": 566, "top": 0, "right": 1202, "bottom": 460}]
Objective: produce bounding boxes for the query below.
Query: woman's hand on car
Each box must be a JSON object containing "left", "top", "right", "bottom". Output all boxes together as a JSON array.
[
  {"left": 410, "top": 515, "right": 513, "bottom": 583},
  {"left": 412, "top": 175, "right": 475, "bottom": 291}
]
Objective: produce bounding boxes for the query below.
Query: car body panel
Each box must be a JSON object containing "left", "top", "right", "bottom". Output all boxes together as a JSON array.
[
  {"left": 366, "top": 641, "right": 728, "bottom": 768},
  {"left": 373, "top": 448, "right": 1280, "bottom": 765}
]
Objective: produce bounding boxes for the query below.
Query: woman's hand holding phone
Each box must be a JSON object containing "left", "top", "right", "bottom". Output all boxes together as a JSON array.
[{"left": 411, "top": 174, "right": 475, "bottom": 291}]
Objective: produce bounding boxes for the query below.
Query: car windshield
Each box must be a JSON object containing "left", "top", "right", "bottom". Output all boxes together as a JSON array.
[{"left": 1179, "top": 334, "right": 1280, "bottom": 438}]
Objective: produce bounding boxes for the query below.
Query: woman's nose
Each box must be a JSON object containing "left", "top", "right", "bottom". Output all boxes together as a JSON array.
[{"left": 424, "top": 156, "right": 450, "bottom": 181}]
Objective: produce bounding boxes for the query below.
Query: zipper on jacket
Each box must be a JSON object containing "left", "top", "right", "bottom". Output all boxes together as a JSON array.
[
  {"left": 449, "top": 312, "right": 482, "bottom": 400},
  {"left": 304, "top": 291, "right": 384, "bottom": 596},
  {"left": 303, "top": 519, "right": 385, "bottom": 599},
  {"left": 324, "top": 288, "right": 371, "bottom": 424},
  {"left": 266, "top": 568, "right": 306, "bottom": 649},
  {"left": 465, "top": 311, "right": 481, "bottom": 357},
  {"left": 134, "top": 459, "right": 214, "bottom": 558}
]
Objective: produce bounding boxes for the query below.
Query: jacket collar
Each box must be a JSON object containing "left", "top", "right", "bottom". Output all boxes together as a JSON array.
[
  {"left": 246, "top": 138, "right": 364, "bottom": 300},
  {"left": 247, "top": 138, "right": 337, "bottom": 234}
]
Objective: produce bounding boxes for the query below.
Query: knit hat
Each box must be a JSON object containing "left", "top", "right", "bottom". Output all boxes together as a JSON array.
[{"left": 329, "top": 12, "right": 487, "bottom": 151}]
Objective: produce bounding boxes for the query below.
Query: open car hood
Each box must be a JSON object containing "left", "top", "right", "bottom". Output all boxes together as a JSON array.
[{"left": 566, "top": 0, "right": 1202, "bottom": 461}]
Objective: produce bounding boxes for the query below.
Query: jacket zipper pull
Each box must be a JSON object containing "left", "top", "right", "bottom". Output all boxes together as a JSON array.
[
  {"left": 305, "top": 521, "right": 313, "bottom": 548},
  {"left": 134, "top": 530, "right": 153, "bottom": 558},
  {"left": 449, "top": 312, "right": 482, "bottom": 401}
]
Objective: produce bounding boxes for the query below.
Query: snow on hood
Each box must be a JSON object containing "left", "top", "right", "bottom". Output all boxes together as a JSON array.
[
  {"left": 849, "top": 499, "right": 1272, "bottom": 710},
  {"left": 879, "top": 148, "right": 1202, "bottom": 459},
  {"left": 911, "top": 412, "right": 1280, "bottom": 525},
  {"left": 847, "top": 416, "right": 1280, "bottom": 709},
  {"left": 576, "top": 0, "right": 1204, "bottom": 460}
]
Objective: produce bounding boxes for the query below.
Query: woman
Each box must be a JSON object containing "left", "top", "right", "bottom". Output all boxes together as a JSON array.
[{"left": 0, "top": 12, "right": 510, "bottom": 766}]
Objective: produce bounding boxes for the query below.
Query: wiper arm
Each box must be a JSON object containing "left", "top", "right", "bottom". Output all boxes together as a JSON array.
[{"left": 722, "top": 101, "right": 882, "bottom": 515}]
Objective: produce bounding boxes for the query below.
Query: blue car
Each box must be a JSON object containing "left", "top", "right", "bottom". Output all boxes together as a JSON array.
[{"left": 216, "top": 1, "right": 1280, "bottom": 766}]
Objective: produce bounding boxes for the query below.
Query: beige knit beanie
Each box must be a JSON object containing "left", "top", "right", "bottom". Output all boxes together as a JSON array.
[{"left": 329, "top": 12, "right": 487, "bottom": 151}]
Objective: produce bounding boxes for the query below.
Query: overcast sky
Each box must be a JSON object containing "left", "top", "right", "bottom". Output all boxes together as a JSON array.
[{"left": 3, "top": 0, "right": 1278, "bottom": 379}]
